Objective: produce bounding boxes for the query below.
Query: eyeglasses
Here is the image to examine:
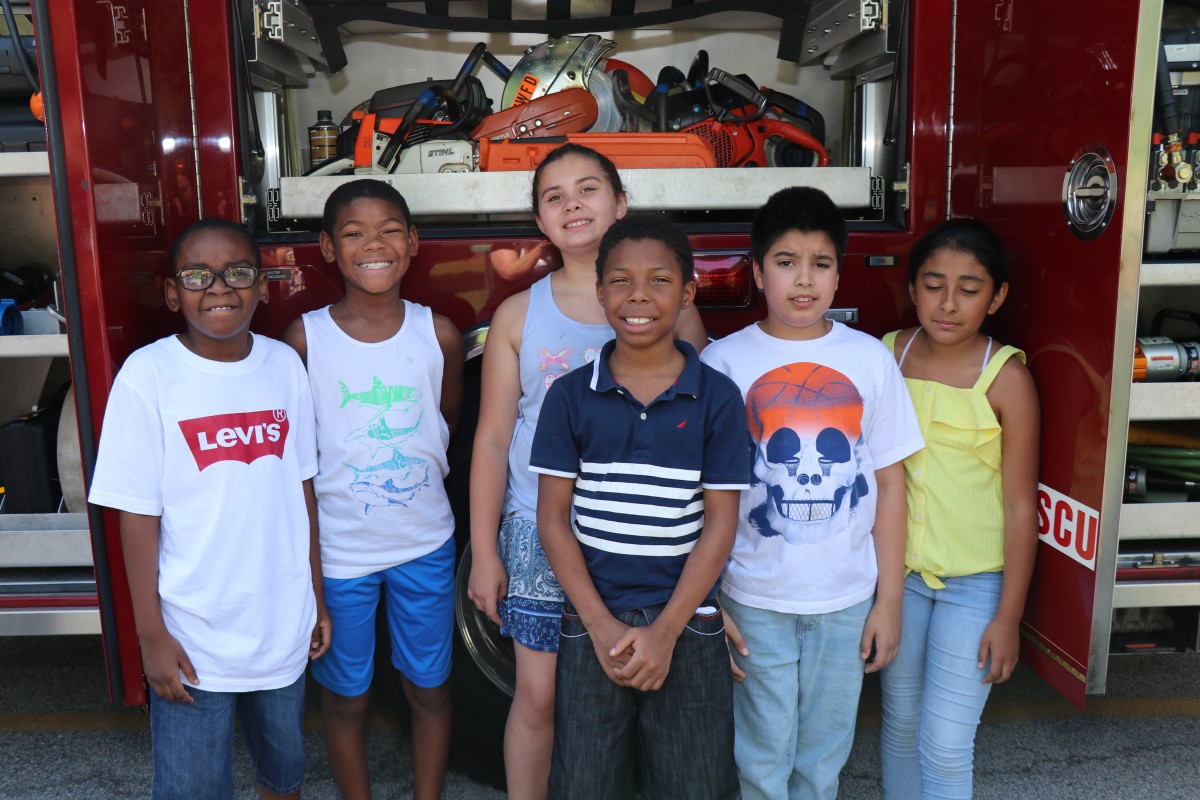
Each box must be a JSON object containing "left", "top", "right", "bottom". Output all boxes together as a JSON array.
[{"left": 173, "top": 266, "right": 260, "bottom": 291}]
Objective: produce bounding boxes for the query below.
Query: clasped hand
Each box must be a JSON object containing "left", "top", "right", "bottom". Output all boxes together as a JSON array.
[{"left": 591, "top": 617, "right": 677, "bottom": 692}]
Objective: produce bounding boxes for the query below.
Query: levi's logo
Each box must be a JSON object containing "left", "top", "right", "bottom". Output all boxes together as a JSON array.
[{"left": 178, "top": 410, "right": 289, "bottom": 471}]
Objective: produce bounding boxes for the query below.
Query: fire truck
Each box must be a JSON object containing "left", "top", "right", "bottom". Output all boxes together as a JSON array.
[{"left": 0, "top": 0, "right": 1191, "bottom": 752}]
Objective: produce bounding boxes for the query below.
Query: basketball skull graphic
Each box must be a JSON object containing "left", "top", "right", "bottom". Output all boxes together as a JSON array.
[{"left": 745, "top": 363, "right": 869, "bottom": 544}]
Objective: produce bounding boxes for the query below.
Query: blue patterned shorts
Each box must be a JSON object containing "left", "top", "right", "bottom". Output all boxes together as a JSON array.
[{"left": 497, "top": 514, "right": 563, "bottom": 653}]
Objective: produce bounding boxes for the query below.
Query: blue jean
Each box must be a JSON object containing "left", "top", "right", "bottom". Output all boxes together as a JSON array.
[
  {"left": 880, "top": 572, "right": 1002, "bottom": 800},
  {"left": 549, "top": 601, "right": 738, "bottom": 800},
  {"left": 721, "top": 591, "right": 873, "bottom": 800},
  {"left": 149, "top": 672, "right": 306, "bottom": 799}
]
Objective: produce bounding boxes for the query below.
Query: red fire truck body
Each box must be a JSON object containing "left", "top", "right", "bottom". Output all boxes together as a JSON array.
[{"left": 0, "top": 0, "right": 1181, "bottom": 725}]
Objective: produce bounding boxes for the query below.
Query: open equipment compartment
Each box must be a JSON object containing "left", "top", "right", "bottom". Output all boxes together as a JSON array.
[
  {"left": 220, "top": 2, "right": 918, "bottom": 765},
  {"left": 234, "top": 0, "right": 907, "bottom": 229}
]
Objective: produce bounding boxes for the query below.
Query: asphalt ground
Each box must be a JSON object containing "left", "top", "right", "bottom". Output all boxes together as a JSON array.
[{"left": 2, "top": 635, "right": 1199, "bottom": 798}]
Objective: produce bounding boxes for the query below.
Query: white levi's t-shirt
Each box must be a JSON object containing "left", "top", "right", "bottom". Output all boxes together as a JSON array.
[{"left": 89, "top": 334, "right": 318, "bottom": 692}]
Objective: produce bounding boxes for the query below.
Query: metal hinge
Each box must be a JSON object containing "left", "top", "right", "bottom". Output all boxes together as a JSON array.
[
  {"left": 267, "top": 187, "right": 282, "bottom": 223},
  {"left": 870, "top": 174, "right": 886, "bottom": 211},
  {"left": 140, "top": 188, "right": 162, "bottom": 232}
]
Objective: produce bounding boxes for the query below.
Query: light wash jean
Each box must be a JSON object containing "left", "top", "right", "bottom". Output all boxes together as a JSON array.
[
  {"left": 721, "top": 591, "right": 874, "bottom": 800},
  {"left": 880, "top": 571, "right": 1003, "bottom": 800}
]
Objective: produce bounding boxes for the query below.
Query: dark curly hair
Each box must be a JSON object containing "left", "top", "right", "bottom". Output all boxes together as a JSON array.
[
  {"left": 595, "top": 215, "right": 694, "bottom": 283},
  {"left": 322, "top": 178, "right": 412, "bottom": 235}
]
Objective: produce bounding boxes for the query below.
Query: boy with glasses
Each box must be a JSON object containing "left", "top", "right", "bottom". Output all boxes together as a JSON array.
[{"left": 90, "top": 217, "right": 330, "bottom": 799}]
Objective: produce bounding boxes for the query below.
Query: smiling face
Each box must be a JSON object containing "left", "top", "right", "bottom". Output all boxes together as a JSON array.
[
  {"left": 597, "top": 237, "right": 694, "bottom": 347},
  {"left": 754, "top": 229, "right": 840, "bottom": 341},
  {"left": 320, "top": 197, "right": 417, "bottom": 296},
  {"left": 534, "top": 152, "right": 628, "bottom": 258},
  {"left": 909, "top": 246, "right": 1008, "bottom": 346},
  {"left": 164, "top": 227, "right": 266, "bottom": 360}
]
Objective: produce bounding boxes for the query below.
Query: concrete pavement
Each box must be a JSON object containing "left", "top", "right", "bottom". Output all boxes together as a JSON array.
[{"left": 2, "top": 635, "right": 1199, "bottom": 798}]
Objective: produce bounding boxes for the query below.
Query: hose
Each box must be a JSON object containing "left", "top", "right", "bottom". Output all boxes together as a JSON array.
[
  {"left": 1158, "top": 44, "right": 1181, "bottom": 138},
  {"left": 1128, "top": 445, "right": 1200, "bottom": 482}
]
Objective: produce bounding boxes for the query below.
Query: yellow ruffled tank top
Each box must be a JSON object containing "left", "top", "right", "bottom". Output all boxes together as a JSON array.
[{"left": 882, "top": 330, "right": 1026, "bottom": 590}]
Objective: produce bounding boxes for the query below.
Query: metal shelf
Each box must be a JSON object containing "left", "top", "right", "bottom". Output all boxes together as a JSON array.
[
  {"left": 0, "top": 151, "right": 49, "bottom": 178},
  {"left": 1139, "top": 261, "right": 1200, "bottom": 287},
  {"left": 280, "top": 166, "right": 874, "bottom": 220},
  {"left": 0, "top": 334, "right": 69, "bottom": 358},
  {"left": 1113, "top": 580, "right": 1200, "bottom": 608},
  {"left": 1120, "top": 502, "right": 1200, "bottom": 539},
  {"left": 1128, "top": 382, "right": 1200, "bottom": 420},
  {"left": 0, "top": 513, "right": 92, "bottom": 567},
  {"left": 0, "top": 607, "right": 100, "bottom": 636}
]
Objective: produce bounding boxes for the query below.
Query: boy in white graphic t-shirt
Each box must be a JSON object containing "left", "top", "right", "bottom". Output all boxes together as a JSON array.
[
  {"left": 700, "top": 188, "right": 924, "bottom": 800},
  {"left": 89, "top": 218, "right": 330, "bottom": 799}
]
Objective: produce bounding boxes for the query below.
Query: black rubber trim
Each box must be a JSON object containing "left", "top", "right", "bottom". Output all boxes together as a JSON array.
[{"left": 306, "top": 1, "right": 794, "bottom": 36}]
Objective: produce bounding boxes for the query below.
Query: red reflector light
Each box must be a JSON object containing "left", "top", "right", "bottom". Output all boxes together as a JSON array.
[{"left": 694, "top": 252, "right": 754, "bottom": 309}]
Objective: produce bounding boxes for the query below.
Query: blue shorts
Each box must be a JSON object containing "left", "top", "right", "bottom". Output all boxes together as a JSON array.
[
  {"left": 311, "top": 536, "right": 454, "bottom": 696},
  {"left": 497, "top": 514, "right": 563, "bottom": 653},
  {"left": 150, "top": 672, "right": 306, "bottom": 799}
]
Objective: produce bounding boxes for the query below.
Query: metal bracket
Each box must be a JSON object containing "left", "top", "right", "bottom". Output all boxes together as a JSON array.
[
  {"left": 871, "top": 173, "right": 886, "bottom": 211},
  {"left": 255, "top": 0, "right": 325, "bottom": 64},
  {"left": 261, "top": 1, "right": 283, "bottom": 41},
  {"left": 267, "top": 186, "right": 282, "bottom": 223},
  {"left": 893, "top": 162, "right": 910, "bottom": 211},
  {"left": 239, "top": 176, "right": 258, "bottom": 227},
  {"left": 801, "top": 0, "right": 885, "bottom": 64},
  {"left": 139, "top": 189, "right": 161, "bottom": 232},
  {"left": 862, "top": 0, "right": 882, "bottom": 27}
]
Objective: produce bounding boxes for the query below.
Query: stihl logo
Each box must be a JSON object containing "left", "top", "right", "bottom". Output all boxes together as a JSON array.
[{"left": 178, "top": 410, "right": 289, "bottom": 471}]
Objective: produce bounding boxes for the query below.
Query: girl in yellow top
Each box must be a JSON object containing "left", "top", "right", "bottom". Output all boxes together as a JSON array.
[{"left": 879, "top": 218, "right": 1039, "bottom": 799}]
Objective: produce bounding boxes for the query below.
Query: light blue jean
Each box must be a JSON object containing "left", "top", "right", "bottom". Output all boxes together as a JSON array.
[
  {"left": 149, "top": 672, "right": 306, "bottom": 799},
  {"left": 721, "top": 591, "right": 874, "bottom": 800},
  {"left": 880, "top": 571, "right": 1003, "bottom": 800}
]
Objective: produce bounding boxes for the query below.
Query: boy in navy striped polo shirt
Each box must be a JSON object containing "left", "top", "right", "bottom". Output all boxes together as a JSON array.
[{"left": 530, "top": 215, "right": 750, "bottom": 800}]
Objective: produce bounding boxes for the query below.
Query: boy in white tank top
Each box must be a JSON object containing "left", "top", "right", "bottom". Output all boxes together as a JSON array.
[{"left": 282, "top": 180, "right": 463, "bottom": 800}]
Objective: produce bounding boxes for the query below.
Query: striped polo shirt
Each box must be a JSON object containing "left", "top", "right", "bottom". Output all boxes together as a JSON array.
[{"left": 530, "top": 340, "right": 751, "bottom": 614}]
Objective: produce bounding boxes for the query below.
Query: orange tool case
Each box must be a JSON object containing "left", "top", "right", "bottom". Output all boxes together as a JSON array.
[{"left": 478, "top": 132, "right": 717, "bottom": 170}]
